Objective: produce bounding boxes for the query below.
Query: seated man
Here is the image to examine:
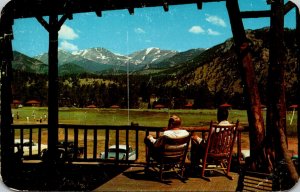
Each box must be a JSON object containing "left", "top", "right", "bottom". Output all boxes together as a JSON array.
[
  {"left": 190, "top": 107, "right": 231, "bottom": 167},
  {"left": 145, "top": 115, "right": 189, "bottom": 160}
]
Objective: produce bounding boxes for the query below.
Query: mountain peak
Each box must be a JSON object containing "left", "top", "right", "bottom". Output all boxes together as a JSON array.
[{"left": 145, "top": 47, "right": 160, "bottom": 55}]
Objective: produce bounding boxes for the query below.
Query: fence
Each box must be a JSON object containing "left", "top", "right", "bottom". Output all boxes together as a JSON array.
[{"left": 12, "top": 123, "right": 246, "bottom": 164}]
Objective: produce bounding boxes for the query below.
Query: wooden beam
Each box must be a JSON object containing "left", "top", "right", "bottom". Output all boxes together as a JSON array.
[
  {"left": 296, "top": 7, "right": 300, "bottom": 175},
  {"left": 36, "top": 16, "right": 50, "bottom": 32},
  {"left": 58, "top": 14, "right": 70, "bottom": 28},
  {"left": 7, "top": 0, "right": 226, "bottom": 19},
  {"left": 226, "top": 0, "right": 266, "bottom": 171},
  {"left": 240, "top": 10, "right": 271, "bottom": 18},
  {"left": 47, "top": 14, "right": 59, "bottom": 161},
  {"left": 284, "top": 1, "right": 297, "bottom": 15},
  {"left": 128, "top": 7, "right": 134, "bottom": 15},
  {"left": 268, "top": 0, "right": 299, "bottom": 185},
  {"left": 36, "top": 11, "right": 71, "bottom": 161},
  {"left": 163, "top": 2, "right": 169, "bottom": 12},
  {"left": 197, "top": 1, "right": 203, "bottom": 9},
  {"left": 0, "top": 24, "right": 14, "bottom": 181}
]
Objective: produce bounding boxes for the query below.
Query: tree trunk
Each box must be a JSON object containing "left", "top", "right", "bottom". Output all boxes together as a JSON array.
[
  {"left": 267, "top": 0, "right": 298, "bottom": 184},
  {"left": 226, "top": 0, "right": 268, "bottom": 171}
]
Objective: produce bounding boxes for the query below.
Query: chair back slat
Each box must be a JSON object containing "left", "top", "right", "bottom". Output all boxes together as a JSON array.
[
  {"left": 162, "top": 135, "right": 191, "bottom": 162},
  {"left": 207, "top": 122, "right": 238, "bottom": 156},
  {"left": 145, "top": 133, "right": 191, "bottom": 181},
  {"left": 200, "top": 120, "right": 239, "bottom": 181}
]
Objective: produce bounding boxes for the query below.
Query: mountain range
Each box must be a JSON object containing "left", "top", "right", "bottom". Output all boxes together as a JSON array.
[
  {"left": 26, "top": 47, "right": 204, "bottom": 75},
  {"left": 12, "top": 28, "right": 297, "bottom": 98}
]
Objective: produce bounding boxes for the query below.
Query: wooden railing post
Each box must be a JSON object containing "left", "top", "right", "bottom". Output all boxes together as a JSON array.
[
  {"left": 38, "top": 127, "right": 42, "bottom": 156},
  {"left": 93, "top": 128, "right": 98, "bottom": 159},
  {"left": 237, "top": 130, "right": 242, "bottom": 164},
  {"left": 115, "top": 128, "right": 120, "bottom": 163},
  {"left": 84, "top": 128, "right": 88, "bottom": 159},
  {"left": 105, "top": 128, "right": 109, "bottom": 159},
  {"left": 74, "top": 127, "right": 79, "bottom": 159}
]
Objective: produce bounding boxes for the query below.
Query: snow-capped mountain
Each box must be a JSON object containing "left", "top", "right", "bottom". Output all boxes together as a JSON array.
[
  {"left": 34, "top": 49, "right": 78, "bottom": 66},
  {"left": 128, "top": 47, "right": 178, "bottom": 65},
  {"left": 34, "top": 49, "right": 116, "bottom": 72},
  {"left": 72, "top": 47, "right": 130, "bottom": 66},
  {"left": 22, "top": 47, "right": 205, "bottom": 73},
  {"left": 33, "top": 47, "right": 179, "bottom": 73}
]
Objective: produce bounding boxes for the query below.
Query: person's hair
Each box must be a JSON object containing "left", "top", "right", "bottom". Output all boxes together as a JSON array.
[
  {"left": 168, "top": 115, "right": 181, "bottom": 128},
  {"left": 217, "top": 107, "right": 229, "bottom": 122}
]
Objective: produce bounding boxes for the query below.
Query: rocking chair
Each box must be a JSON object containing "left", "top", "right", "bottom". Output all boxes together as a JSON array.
[
  {"left": 145, "top": 133, "right": 191, "bottom": 181},
  {"left": 200, "top": 120, "right": 239, "bottom": 181}
]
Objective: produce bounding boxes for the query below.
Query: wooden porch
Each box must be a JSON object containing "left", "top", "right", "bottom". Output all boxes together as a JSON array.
[
  {"left": 7, "top": 160, "right": 277, "bottom": 191},
  {"left": 95, "top": 166, "right": 240, "bottom": 191},
  {"left": 7, "top": 161, "right": 243, "bottom": 191},
  {"left": 6, "top": 123, "right": 276, "bottom": 191}
]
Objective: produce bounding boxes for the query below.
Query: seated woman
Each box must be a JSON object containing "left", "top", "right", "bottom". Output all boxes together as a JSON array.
[
  {"left": 145, "top": 115, "right": 189, "bottom": 160},
  {"left": 190, "top": 107, "right": 231, "bottom": 167}
]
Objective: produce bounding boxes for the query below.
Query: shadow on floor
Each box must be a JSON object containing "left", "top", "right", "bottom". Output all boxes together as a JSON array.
[{"left": 3, "top": 162, "right": 130, "bottom": 191}]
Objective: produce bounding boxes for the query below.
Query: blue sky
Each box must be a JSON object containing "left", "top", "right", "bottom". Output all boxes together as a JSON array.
[{"left": 9, "top": 0, "right": 298, "bottom": 57}]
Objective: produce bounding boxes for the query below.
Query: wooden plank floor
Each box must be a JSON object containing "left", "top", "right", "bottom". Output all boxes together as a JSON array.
[
  {"left": 95, "top": 166, "right": 240, "bottom": 191},
  {"left": 6, "top": 162, "right": 242, "bottom": 191}
]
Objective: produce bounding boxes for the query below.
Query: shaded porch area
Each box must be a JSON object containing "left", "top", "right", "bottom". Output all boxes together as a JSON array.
[{"left": 6, "top": 162, "right": 242, "bottom": 191}]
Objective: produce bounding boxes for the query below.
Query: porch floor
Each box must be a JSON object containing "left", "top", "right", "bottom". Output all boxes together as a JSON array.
[
  {"left": 4, "top": 162, "right": 241, "bottom": 191},
  {"left": 95, "top": 166, "right": 240, "bottom": 191}
]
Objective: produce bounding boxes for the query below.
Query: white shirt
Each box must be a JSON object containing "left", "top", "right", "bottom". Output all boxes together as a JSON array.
[
  {"left": 218, "top": 120, "right": 232, "bottom": 125},
  {"left": 149, "top": 129, "right": 189, "bottom": 143},
  {"left": 195, "top": 120, "right": 232, "bottom": 144},
  {"left": 163, "top": 129, "right": 189, "bottom": 138}
]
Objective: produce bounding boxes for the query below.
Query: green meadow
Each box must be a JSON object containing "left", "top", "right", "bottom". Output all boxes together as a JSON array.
[
  {"left": 11, "top": 107, "right": 298, "bottom": 159},
  {"left": 12, "top": 107, "right": 298, "bottom": 134}
]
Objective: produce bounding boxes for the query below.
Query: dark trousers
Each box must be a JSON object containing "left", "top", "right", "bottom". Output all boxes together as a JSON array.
[
  {"left": 144, "top": 137, "right": 161, "bottom": 162},
  {"left": 190, "top": 139, "right": 206, "bottom": 167}
]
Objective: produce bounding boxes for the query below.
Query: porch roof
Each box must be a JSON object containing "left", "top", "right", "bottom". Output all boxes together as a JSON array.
[
  {"left": 3, "top": 0, "right": 221, "bottom": 20},
  {"left": 2, "top": 0, "right": 296, "bottom": 21}
]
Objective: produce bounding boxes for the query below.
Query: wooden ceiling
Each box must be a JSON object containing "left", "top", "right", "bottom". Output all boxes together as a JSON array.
[
  {"left": 3, "top": 0, "right": 223, "bottom": 19},
  {"left": 1, "top": 0, "right": 296, "bottom": 22}
]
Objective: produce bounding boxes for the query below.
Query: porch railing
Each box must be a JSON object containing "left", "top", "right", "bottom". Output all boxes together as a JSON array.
[{"left": 11, "top": 123, "right": 247, "bottom": 164}]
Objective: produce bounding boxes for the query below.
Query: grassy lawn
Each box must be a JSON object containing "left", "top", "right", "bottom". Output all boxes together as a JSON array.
[
  {"left": 11, "top": 107, "right": 298, "bottom": 159},
  {"left": 12, "top": 106, "right": 299, "bottom": 133},
  {"left": 12, "top": 107, "right": 250, "bottom": 125}
]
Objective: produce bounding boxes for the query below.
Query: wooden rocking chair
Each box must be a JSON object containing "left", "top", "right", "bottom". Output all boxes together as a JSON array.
[
  {"left": 145, "top": 133, "right": 191, "bottom": 181},
  {"left": 200, "top": 120, "right": 239, "bottom": 181}
]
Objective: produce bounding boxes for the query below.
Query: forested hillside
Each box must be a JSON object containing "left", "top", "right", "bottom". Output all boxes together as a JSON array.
[{"left": 11, "top": 28, "right": 298, "bottom": 109}]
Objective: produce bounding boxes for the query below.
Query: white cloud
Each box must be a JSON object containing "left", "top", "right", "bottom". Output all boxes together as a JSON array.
[
  {"left": 60, "top": 40, "right": 78, "bottom": 51},
  {"left": 205, "top": 14, "right": 226, "bottom": 27},
  {"left": 59, "top": 25, "right": 79, "bottom": 40},
  {"left": 134, "top": 27, "right": 145, "bottom": 34},
  {"left": 207, "top": 28, "right": 220, "bottom": 36},
  {"left": 188, "top": 26, "right": 205, "bottom": 34}
]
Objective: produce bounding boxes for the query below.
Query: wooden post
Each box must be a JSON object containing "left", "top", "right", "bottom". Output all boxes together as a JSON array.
[
  {"left": 36, "top": 12, "right": 69, "bottom": 162},
  {"left": 296, "top": 5, "right": 300, "bottom": 177},
  {"left": 47, "top": 14, "right": 59, "bottom": 161},
  {"left": 267, "top": 0, "right": 286, "bottom": 160},
  {"left": 226, "top": 0, "right": 266, "bottom": 171},
  {"left": 0, "top": 10, "right": 15, "bottom": 182},
  {"left": 268, "top": 0, "right": 298, "bottom": 185}
]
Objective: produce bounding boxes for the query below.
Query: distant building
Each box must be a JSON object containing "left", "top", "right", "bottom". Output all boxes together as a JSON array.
[
  {"left": 184, "top": 99, "right": 194, "bottom": 109},
  {"left": 25, "top": 100, "right": 41, "bottom": 107}
]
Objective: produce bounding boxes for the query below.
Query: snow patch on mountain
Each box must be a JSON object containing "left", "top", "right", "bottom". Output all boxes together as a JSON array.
[{"left": 34, "top": 47, "right": 184, "bottom": 72}]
